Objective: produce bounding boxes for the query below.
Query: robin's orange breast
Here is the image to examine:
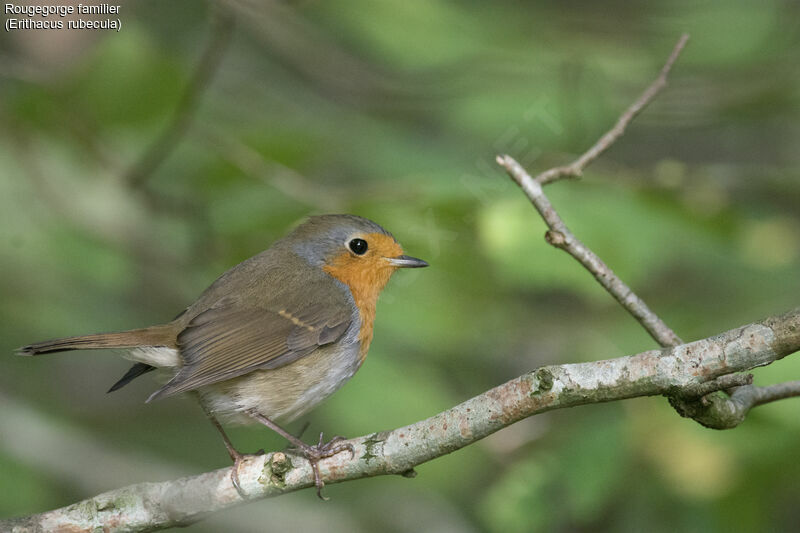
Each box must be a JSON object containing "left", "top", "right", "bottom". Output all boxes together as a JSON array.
[{"left": 322, "top": 232, "right": 403, "bottom": 363}]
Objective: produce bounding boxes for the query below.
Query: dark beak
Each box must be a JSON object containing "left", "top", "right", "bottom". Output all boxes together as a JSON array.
[{"left": 387, "top": 255, "right": 429, "bottom": 268}]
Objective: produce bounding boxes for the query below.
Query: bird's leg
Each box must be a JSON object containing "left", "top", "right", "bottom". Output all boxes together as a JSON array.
[
  {"left": 245, "top": 409, "right": 354, "bottom": 500},
  {"left": 198, "top": 401, "right": 263, "bottom": 498}
]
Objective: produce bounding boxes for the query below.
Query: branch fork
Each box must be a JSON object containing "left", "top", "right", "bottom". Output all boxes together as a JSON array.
[{"left": 497, "top": 33, "right": 800, "bottom": 432}]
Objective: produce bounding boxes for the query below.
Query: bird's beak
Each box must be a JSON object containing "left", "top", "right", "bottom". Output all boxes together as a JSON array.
[{"left": 386, "top": 255, "right": 429, "bottom": 268}]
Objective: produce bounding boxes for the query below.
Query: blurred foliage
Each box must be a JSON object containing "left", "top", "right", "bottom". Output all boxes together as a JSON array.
[{"left": 1, "top": 0, "right": 799, "bottom": 531}]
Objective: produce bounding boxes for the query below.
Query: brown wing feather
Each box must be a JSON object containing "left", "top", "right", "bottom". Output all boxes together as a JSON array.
[{"left": 147, "top": 300, "right": 351, "bottom": 401}]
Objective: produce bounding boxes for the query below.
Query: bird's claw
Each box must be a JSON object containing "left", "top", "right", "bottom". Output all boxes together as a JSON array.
[
  {"left": 228, "top": 449, "right": 266, "bottom": 500},
  {"left": 230, "top": 454, "right": 246, "bottom": 498},
  {"left": 316, "top": 433, "right": 356, "bottom": 460},
  {"left": 288, "top": 432, "right": 355, "bottom": 499}
]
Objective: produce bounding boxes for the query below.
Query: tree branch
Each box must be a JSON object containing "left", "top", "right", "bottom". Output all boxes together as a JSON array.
[
  {"left": 534, "top": 34, "right": 689, "bottom": 186},
  {"left": 497, "top": 35, "right": 690, "bottom": 347},
  {"left": 671, "top": 380, "right": 800, "bottom": 429},
  {"left": 498, "top": 153, "right": 683, "bottom": 347},
  {"left": 4, "top": 308, "right": 799, "bottom": 532},
  {"left": 497, "top": 34, "right": 800, "bottom": 431}
]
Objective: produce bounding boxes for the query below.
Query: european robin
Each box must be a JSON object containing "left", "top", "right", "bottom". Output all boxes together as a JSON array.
[{"left": 18, "top": 214, "right": 428, "bottom": 497}]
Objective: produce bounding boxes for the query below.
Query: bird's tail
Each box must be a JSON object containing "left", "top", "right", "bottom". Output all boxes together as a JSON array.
[{"left": 17, "top": 326, "right": 176, "bottom": 356}]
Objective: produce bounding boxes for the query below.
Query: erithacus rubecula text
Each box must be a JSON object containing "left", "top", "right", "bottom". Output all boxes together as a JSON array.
[{"left": 18, "top": 214, "right": 428, "bottom": 497}]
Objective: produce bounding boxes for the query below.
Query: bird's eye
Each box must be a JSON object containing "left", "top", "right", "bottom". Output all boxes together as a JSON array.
[{"left": 348, "top": 238, "right": 368, "bottom": 255}]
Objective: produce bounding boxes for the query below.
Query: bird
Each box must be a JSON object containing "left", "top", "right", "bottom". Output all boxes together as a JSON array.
[{"left": 17, "top": 214, "right": 428, "bottom": 498}]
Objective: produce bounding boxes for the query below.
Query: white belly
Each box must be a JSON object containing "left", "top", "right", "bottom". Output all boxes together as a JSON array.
[{"left": 196, "top": 340, "right": 363, "bottom": 425}]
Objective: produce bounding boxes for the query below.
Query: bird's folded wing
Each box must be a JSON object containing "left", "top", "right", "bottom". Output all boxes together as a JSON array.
[{"left": 147, "top": 300, "right": 351, "bottom": 401}]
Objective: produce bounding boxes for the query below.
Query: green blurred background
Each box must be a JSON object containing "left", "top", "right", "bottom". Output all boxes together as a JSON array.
[{"left": 2, "top": 1, "right": 799, "bottom": 531}]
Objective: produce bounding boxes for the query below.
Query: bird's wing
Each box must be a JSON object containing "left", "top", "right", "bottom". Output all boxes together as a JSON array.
[{"left": 147, "top": 285, "right": 352, "bottom": 401}]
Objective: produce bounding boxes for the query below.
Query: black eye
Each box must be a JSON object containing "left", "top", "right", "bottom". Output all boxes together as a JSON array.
[{"left": 349, "top": 238, "right": 368, "bottom": 255}]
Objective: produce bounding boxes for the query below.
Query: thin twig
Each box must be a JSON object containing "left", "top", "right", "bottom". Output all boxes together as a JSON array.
[
  {"left": 748, "top": 380, "right": 800, "bottom": 406},
  {"left": 672, "top": 380, "right": 800, "bottom": 429},
  {"left": 126, "top": 5, "right": 235, "bottom": 188},
  {"left": 673, "top": 373, "right": 754, "bottom": 399},
  {"left": 499, "top": 34, "right": 800, "bottom": 428},
  {"left": 498, "top": 153, "right": 683, "bottom": 347},
  {"left": 497, "top": 36, "right": 690, "bottom": 346},
  {"left": 535, "top": 34, "right": 689, "bottom": 186},
  {"left": 4, "top": 308, "right": 799, "bottom": 532}
]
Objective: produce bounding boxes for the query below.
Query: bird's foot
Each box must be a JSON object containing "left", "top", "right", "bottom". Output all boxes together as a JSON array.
[
  {"left": 228, "top": 448, "right": 265, "bottom": 499},
  {"left": 288, "top": 433, "right": 355, "bottom": 500}
]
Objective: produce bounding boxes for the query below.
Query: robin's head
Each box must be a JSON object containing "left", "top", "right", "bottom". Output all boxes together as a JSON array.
[{"left": 289, "top": 214, "right": 427, "bottom": 296}]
